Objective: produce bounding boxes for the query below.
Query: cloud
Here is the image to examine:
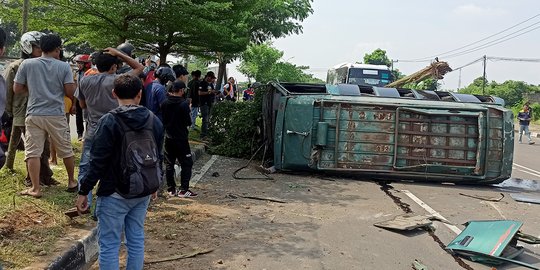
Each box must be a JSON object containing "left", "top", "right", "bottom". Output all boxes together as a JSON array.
[{"left": 453, "top": 4, "right": 507, "bottom": 16}]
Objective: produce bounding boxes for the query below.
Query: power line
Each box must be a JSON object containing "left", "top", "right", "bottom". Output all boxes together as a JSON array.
[
  {"left": 450, "top": 56, "right": 484, "bottom": 71},
  {"left": 440, "top": 24, "right": 540, "bottom": 59},
  {"left": 489, "top": 56, "right": 540, "bottom": 62},
  {"left": 399, "top": 13, "right": 540, "bottom": 62}
]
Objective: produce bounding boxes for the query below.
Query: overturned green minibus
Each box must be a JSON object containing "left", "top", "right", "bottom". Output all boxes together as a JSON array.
[{"left": 261, "top": 83, "right": 513, "bottom": 184}]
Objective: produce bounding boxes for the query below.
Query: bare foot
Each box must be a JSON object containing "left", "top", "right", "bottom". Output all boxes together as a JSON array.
[{"left": 19, "top": 188, "right": 42, "bottom": 198}]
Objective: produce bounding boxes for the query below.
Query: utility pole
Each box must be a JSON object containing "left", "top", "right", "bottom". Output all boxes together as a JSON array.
[
  {"left": 22, "top": 0, "right": 30, "bottom": 33},
  {"left": 458, "top": 69, "right": 462, "bottom": 90},
  {"left": 482, "top": 55, "right": 487, "bottom": 95}
]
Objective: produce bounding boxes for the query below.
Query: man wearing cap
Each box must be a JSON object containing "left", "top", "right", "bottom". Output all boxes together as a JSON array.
[
  {"left": 199, "top": 71, "right": 217, "bottom": 139},
  {"left": 160, "top": 81, "right": 197, "bottom": 197}
]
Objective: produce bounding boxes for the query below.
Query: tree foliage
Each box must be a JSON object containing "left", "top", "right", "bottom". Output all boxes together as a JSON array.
[
  {"left": 238, "top": 43, "right": 322, "bottom": 83},
  {"left": 1, "top": 0, "right": 312, "bottom": 62},
  {"left": 459, "top": 77, "right": 540, "bottom": 107},
  {"left": 363, "top": 48, "right": 391, "bottom": 67}
]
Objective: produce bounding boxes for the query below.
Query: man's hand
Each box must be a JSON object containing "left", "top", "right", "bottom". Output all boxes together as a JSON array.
[
  {"left": 76, "top": 195, "right": 89, "bottom": 214},
  {"left": 103, "top": 47, "right": 122, "bottom": 57},
  {"left": 151, "top": 192, "right": 158, "bottom": 201}
]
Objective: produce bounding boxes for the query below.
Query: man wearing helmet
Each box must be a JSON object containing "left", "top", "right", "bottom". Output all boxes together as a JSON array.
[
  {"left": 73, "top": 54, "right": 91, "bottom": 140},
  {"left": 116, "top": 42, "right": 135, "bottom": 74},
  {"left": 14, "top": 33, "right": 77, "bottom": 198},
  {"left": 144, "top": 65, "right": 175, "bottom": 121},
  {"left": 3, "top": 31, "right": 57, "bottom": 186}
]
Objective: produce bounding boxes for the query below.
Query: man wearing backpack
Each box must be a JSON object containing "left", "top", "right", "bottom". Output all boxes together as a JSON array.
[
  {"left": 67, "top": 48, "right": 143, "bottom": 217},
  {"left": 76, "top": 74, "right": 163, "bottom": 269}
]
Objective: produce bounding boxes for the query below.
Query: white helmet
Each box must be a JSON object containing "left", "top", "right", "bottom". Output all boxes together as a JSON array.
[{"left": 20, "top": 31, "right": 45, "bottom": 55}]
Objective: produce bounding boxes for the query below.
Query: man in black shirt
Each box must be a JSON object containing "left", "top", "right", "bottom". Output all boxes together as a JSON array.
[
  {"left": 199, "top": 71, "right": 216, "bottom": 139},
  {"left": 187, "top": 70, "right": 201, "bottom": 129}
]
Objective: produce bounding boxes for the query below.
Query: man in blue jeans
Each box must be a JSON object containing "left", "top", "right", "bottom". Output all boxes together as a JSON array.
[
  {"left": 67, "top": 48, "right": 143, "bottom": 218},
  {"left": 76, "top": 74, "right": 163, "bottom": 269},
  {"left": 518, "top": 104, "right": 535, "bottom": 145}
]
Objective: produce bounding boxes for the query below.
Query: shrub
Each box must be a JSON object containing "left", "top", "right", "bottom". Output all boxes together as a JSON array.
[{"left": 208, "top": 93, "right": 263, "bottom": 158}]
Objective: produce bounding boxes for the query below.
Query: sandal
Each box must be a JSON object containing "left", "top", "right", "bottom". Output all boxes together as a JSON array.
[
  {"left": 66, "top": 186, "right": 78, "bottom": 193},
  {"left": 19, "top": 189, "right": 42, "bottom": 198}
]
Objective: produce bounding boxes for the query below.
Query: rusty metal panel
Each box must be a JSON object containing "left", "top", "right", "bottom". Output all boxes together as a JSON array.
[
  {"left": 393, "top": 108, "right": 482, "bottom": 175},
  {"left": 314, "top": 102, "right": 486, "bottom": 176}
]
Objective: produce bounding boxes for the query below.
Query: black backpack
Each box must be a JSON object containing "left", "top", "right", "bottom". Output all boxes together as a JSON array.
[{"left": 112, "top": 112, "right": 162, "bottom": 198}]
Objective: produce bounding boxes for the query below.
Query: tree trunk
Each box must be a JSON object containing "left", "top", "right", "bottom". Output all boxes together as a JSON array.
[
  {"left": 217, "top": 60, "right": 227, "bottom": 90},
  {"left": 22, "top": 0, "right": 29, "bottom": 33}
]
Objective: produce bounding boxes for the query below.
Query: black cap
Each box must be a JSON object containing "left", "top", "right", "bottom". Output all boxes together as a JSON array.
[
  {"left": 173, "top": 81, "right": 187, "bottom": 90},
  {"left": 206, "top": 71, "right": 216, "bottom": 79}
]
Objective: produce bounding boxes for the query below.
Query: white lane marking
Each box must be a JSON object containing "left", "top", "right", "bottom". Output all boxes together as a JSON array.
[
  {"left": 514, "top": 163, "right": 540, "bottom": 177},
  {"left": 484, "top": 201, "right": 507, "bottom": 219},
  {"left": 401, "top": 190, "right": 463, "bottom": 235},
  {"left": 191, "top": 155, "right": 218, "bottom": 187}
]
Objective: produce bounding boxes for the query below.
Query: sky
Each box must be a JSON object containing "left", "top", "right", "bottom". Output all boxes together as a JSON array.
[{"left": 229, "top": 0, "right": 540, "bottom": 90}]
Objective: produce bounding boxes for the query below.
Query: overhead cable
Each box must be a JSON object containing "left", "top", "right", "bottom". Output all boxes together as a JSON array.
[{"left": 398, "top": 13, "right": 540, "bottom": 62}]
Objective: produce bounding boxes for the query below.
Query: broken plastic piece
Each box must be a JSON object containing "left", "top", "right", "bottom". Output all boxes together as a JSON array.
[
  {"left": 412, "top": 259, "right": 428, "bottom": 270},
  {"left": 459, "top": 192, "right": 504, "bottom": 202}
]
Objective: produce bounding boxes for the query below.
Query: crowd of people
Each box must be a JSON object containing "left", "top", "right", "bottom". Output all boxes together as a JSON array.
[{"left": 0, "top": 28, "right": 255, "bottom": 269}]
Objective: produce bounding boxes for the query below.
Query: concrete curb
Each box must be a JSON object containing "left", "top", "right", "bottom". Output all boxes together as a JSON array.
[
  {"left": 45, "top": 144, "right": 206, "bottom": 270},
  {"left": 514, "top": 129, "right": 540, "bottom": 138}
]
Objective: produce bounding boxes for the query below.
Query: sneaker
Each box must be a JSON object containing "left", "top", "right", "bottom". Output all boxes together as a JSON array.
[
  {"left": 529, "top": 141, "right": 535, "bottom": 145},
  {"left": 167, "top": 190, "right": 178, "bottom": 197},
  {"left": 177, "top": 190, "right": 198, "bottom": 198}
]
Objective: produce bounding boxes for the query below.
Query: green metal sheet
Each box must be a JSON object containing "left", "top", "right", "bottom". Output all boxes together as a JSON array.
[{"left": 447, "top": 220, "right": 522, "bottom": 257}]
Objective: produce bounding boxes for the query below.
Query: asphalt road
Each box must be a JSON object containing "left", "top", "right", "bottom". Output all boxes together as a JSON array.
[
  {"left": 75, "top": 116, "right": 539, "bottom": 270},
  {"left": 512, "top": 133, "right": 540, "bottom": 181},
  {"left": 142, "top": 153, "right": 540, "bottom": 270}
]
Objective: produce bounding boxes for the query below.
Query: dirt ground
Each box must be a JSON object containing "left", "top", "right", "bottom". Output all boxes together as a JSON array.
[{"left": 91, "top": 154, "right": 300, "bottom": 269}]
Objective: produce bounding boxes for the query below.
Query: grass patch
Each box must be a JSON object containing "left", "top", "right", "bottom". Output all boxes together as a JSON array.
[{"left": 0, "top": 140, "right": 85, "bottom": 269}]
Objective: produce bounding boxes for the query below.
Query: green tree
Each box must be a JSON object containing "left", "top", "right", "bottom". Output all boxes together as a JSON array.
[
  {"left": 459, "top": 78, "right": 540, "bottom": 107},
  {"left": 363, "top": 48, "right": 391, "bottom": 67},
  {"left": 238, "top": 43, "right": 283, "bottom": 82},
  {"left": 238, "top": 43, "right": 321, "bottom": 83}
]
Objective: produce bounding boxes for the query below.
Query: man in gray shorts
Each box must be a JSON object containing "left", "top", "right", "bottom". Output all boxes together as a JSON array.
[{"left": 14, "top": 34, "right": 77, "bottom": 198}]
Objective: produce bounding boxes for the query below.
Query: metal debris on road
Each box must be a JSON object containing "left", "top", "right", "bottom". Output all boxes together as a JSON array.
[
  {"left": 144, "top": 249, "right": 214, "bottom": 264},
  {"left": 446, "top": 220, "right": 540, "bottom": 270},
  {"left": 373, "top": 214, "right": 437, "bottom": 231},
  {"left": 459, "top": 192, "right": 505, "bottom": 202},
  {"left": 510, "top": 193, "right": 540, "bottom": 205},
  {"left": 227, "top": 193, "right": 287, "bottom": 204}
]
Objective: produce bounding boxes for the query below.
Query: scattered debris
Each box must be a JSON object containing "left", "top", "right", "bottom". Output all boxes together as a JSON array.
[
  {"left": 412, "top": 259, "right": 428, "bottom": 270},
  {"left": 459, "top": 193, "right": 504, "bottom": 202},
  {"left": 374, "top": 214, "right": 436, "bottom": 231},
  {"left": 510, "top": 193, "right": 540, "bottom": 205},
  {"left": 144, "top": 249, "right": 214, "bottom": 264},
  {"left": 227, "top": 193, "right": 287, "bottom": 204},
  {"left": 447, "top": 220, "right": 540, "bottom": 270},
  {"left": 516, "top": 232, "right": 540, "bottom": 244},
  {"left": 211, "top": 172, "right": 220, "bottom": 177}
]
